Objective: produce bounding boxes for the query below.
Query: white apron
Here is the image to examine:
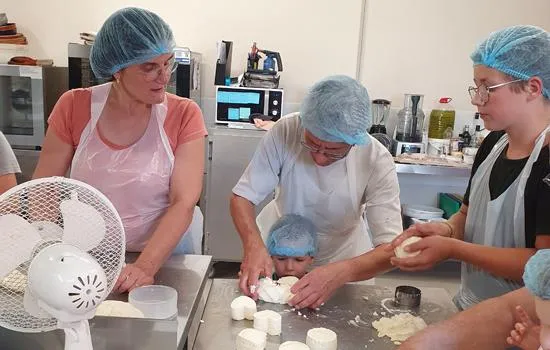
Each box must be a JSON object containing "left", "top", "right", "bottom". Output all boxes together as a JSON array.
[
  {"left": 70, "top": 83, "right": 203, "bottom": 254},
  {"left": 455, "top": 126, "right": 550, "bottom": 309},
  {"left": 256, "top": 145, "right": 373, "bottom": 272}
]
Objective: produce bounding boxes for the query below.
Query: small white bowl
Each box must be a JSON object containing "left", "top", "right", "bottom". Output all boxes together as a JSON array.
[{"left": 129, "top": 285, "right": 178, "bottom": 319}]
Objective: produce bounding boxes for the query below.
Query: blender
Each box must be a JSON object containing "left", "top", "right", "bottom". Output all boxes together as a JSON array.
[
  {"left": 393, "top": 94, "right": 426, "bottom": 156},
  {"left": 369, "top": 99, "right": 391, "bottom": 134}
]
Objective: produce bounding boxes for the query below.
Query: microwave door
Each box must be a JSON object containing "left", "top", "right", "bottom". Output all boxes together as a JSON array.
[{"left": 0, "top": 74, "right": 45, "bottom": 149}]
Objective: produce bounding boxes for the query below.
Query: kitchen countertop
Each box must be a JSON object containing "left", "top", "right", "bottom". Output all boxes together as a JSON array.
[
  {"left": 395, "top": 163, "right": 471, "bottom": 177},
  {"left": 193, "top": 278, "right": 458, "bottom": 349},
  {"left": 0, "top": 254, "right": 212, "bottom": 350}
]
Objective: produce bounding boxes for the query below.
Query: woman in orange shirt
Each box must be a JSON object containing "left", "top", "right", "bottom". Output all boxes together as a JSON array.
[{"left": 33, "top": 7, "right": 207, "bottom": 293}]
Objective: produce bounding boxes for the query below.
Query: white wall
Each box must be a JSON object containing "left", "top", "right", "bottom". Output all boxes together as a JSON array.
[
  {"left": 2, "top": 0, "right": 363, "bottom": 104},
  {"left": 360, "top": 0, "right": 550, "bottom": 112},
  {"left": 3, "top": 0, "right": 550, "bottom": 115}
]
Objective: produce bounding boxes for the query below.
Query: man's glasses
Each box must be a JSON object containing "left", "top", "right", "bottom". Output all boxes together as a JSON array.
[{"left": 300, "top": 133, "right": 352, "bottom": 160}]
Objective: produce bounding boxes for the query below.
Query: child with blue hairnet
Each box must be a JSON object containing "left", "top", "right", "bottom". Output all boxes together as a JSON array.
[
  {"left": 390, "top": 24, "right": 550, "bottom": 311},
  {"left": 265, "top": 214, "right": 318, "bottom": 279}
]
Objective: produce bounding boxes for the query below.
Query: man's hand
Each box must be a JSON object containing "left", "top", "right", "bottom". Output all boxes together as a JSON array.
[
  {"left": 289, "top": 262, "right": 349, "bottom": 309},
  {"left": 239, "top": 241, "right": 272, "bottom": 298}
]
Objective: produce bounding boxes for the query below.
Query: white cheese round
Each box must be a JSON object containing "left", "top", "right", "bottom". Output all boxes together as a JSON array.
[
  {"left": 279, "top": 341, "right": 310, "bottom": 349},
  {"left": 236, "top": 328, "right": 267, "bottom": 350},
  {"left": 306, "top": 327, "right": 337, "bottom": 350},
  {"left": 394, "top": 236, "right": 422, "bottom": 258},
  {"left": 231, "top": 295, "right": 257, "bottom": 321},
  {"left": 95, "top": 300, "right": 144, "bottom": 318},
  {"left": 253, "top": 309, "right": 282, "bottom": 336},
  {"left": 279, "top": 341, "right": 310, "bottom": 350}
]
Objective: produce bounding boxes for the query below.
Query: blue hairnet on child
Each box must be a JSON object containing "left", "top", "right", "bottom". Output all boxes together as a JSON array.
[
  {"left": 90, "top": 7, "right": 175, "bottom": 79},
  {"left": 471, "top": 25, "right": 550, "bottom": 98},
  {"left": 300, "top": 75, "right": 372, "bottom": 145},
  {"left": 523, "top": 249, "right": 550, "bottom": 300},
  {"left": 266, "top": 214, "right": 318, "bottom": 257}
]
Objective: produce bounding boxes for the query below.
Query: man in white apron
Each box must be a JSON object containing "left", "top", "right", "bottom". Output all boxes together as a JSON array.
[
  {"left": 32, "top": 8, "right": 206, "bottom": 294},
  {"left": 390, "top": 25, "right": 550, "bottom": 311},
  {"left": 231, "top": 75, "right": 402, "bottom": 309}
]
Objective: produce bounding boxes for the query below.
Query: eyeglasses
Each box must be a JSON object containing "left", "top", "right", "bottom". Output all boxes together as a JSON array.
[
  {"left": 468, "top": 79, "right": 523, "bottom": 106},
  {"left": 139, "top": 56, "right": 178, "bottom": 82},
  {"left": 300, "top": 133, "right": 352, "bottom": 160}
]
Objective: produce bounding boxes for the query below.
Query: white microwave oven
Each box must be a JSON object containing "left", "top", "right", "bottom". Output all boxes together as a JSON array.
[{"left": 215, "top": 86, "right": 283, "bottom": 125}]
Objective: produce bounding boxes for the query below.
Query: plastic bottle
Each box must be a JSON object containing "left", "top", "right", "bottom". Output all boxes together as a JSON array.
[
  {"left": 472, "top": 112, "right": 485, "bottom": 147},
  {"left": 460, "top": 125, "right": 472, "bottom": 148},
  {"left": 443, "top": 127, "right": 453, "bottom": 155},
  {"left": 428, "top": 97, "right": 456, "bottom": 139}
]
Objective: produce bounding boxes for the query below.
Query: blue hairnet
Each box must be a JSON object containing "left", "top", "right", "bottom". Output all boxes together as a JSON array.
[
  {"left": 471, "top": 25, "right": 550, "bottom": 99},
  {"left": 90, "top": 7, "right": 175, "bottom": 79},
  {"left": 266, "top": 214, "right": 318, "bottom": 257},
  {"left": 300, "top": 75, "right": 371, "bottom": 145},
  {"left": 523, "top": 249, "right": 550, "bottom": 300}
]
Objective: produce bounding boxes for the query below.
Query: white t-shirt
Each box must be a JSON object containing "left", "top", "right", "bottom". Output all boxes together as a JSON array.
[
  {"left": 0, "top": 132, "right": 20, "bottom": 176},
  {"left": 233, "top": 113, "right": 402, "bottom": 247}
]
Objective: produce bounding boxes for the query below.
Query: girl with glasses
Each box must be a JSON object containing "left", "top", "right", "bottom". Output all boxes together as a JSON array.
[{"left": 391, "top": 25, "right": 550, "bottom": 311}]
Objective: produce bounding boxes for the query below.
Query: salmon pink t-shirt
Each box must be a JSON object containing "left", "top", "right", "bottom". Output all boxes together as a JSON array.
[{"left": 48, "top": 88, "right": 207, "bottom": 152}]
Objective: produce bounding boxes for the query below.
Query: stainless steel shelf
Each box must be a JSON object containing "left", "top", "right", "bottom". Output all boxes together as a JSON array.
[{"left": 395, "top": 163, "right": 471, "bottom": 177}]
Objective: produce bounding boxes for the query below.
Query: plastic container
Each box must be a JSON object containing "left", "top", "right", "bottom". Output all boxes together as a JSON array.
[
  {"left": 427, "top": 138, "right": 450, "bottom": 156},
  {"left": 439, "top": 193, "right": 462, "bottom": 219},
  {"left": 463, "top": 154, "right": 475, "bottom": 165},
  {"left": 428, "top": 97, "right": 456, "bottom": 139},
  {"left": 463, "top": 147, "right": 478, "bottom": 156},
  {"left": 402, "top": 204, "right": 444, "bottom": 228},
  {"left": 129, "top": 285, "right": 178, "bottom": 319},
  {"left": 396, "top": 94, "right": 425, "bottom": 143}
]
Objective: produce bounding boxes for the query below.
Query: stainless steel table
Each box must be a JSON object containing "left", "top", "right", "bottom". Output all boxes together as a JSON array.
[
  {"left": 152, "top": 254, "right": 212, "bottom": 349},
  {"left": 0, "top": 254, "right": 212, "bottom": 350},
  {"left": 193, "top": 279, "right": 458, "bottom": 349}
]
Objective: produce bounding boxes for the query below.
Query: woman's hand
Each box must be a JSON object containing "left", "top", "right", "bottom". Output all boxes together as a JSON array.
[
  {"left": 390, "top": 235, "right": 457, "bottom": 272},
  {"left": 113, "top": 262, "right": 155, "bottom": 294},
  {"left": 387, "top": 222, "right": 453, "bottom": 254}
]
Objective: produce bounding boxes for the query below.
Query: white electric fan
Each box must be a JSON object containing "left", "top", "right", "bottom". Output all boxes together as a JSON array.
[{"left": 0, "top": 176, "right": 125, "bottom": 350}]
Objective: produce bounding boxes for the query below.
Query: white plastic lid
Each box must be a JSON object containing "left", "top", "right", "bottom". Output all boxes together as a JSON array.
[{"left": 403, "top": 205, "right": 444, "bottom": 220}]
